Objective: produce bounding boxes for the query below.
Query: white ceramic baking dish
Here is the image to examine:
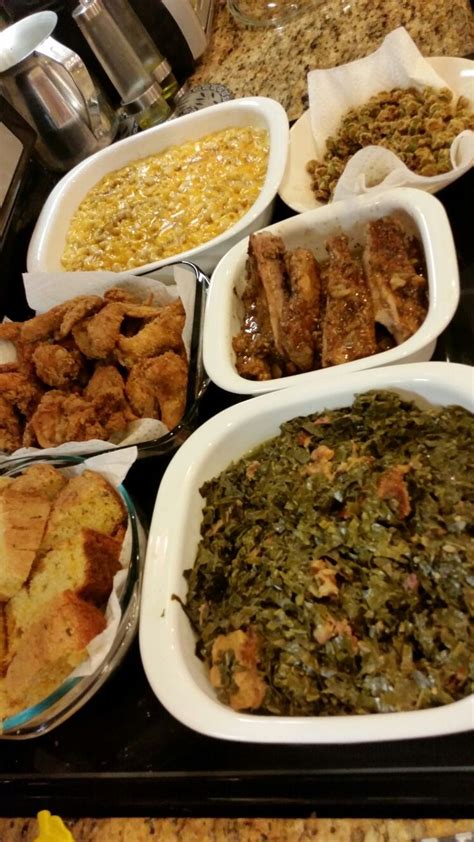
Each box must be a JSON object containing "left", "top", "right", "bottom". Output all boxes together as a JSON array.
[
  {"left": 26, "top": 97, "right": 289, "bottom": 276},
  {"left": 203, "top": 187, "right": 459, "bottom": 395},
  {"left": 139, "top": 361, "right": 474, "bottom": 743}
]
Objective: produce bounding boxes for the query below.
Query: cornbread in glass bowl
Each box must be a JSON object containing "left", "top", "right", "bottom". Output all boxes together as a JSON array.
[{"left": 0, "top": 454, "right": 144, "bottom": 739}]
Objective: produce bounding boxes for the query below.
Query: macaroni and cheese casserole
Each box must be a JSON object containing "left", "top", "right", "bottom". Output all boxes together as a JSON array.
[{"left": 61, "top": 126, "right": 270, "bottom": 272}]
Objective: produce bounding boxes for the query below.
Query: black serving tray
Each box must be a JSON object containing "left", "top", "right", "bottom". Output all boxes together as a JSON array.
[{"left": 0, "top": 168, "right": 472, "bottom": 819}]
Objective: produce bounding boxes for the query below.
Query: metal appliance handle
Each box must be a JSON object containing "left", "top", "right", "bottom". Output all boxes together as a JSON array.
[{"left": 35, "top": 35, "right": 103, "bottom": 138}]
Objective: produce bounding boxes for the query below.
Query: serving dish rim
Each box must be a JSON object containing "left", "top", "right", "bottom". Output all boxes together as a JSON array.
[
  {"left": 139, "top": 360, "right": 474, "bottom": 744},
  {"left": 203, "top": 186, "right": 459, "bottom": 395}
]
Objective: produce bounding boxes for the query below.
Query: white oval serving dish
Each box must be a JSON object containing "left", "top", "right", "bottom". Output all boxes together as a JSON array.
[
  {"left": 27, "top": 97, "right": 289, "bottom": 276},
  {"left": 203, "top": 187, "right": 459, "bottom": 395}
]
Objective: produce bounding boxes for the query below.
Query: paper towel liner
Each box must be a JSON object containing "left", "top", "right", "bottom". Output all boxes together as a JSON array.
[
  {"left": 307, "top": 27, "right": 474, "bottom": 201},
  {"left": 0, "top": 266, "right": 196, "bottom": 460}
]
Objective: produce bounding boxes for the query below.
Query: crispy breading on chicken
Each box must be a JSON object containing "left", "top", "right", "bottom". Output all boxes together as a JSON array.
[
  {"left": 31, "top": 342, "right": 82, "bottom": 388},
  {"left": 81, "top": 302, "right": 127, "bottom": 359},
  {"left": 322, "top": 234, "right": 377, "bottom": 367},
  {"left": 0, "top": 372, "right": 43, "bottom": 416},
  {"left": 19, "top": 296, "right": 102, "bottom": 344},
  {"left": 27, "top": 391, "right": 105, "bottom": 449},
  {"left": 115, "top": 298, "right": 186, "bottom": 368},
  {"left": 362, "top": 216, "right": 428, "bottom": 344},
  {"left": 281, "top": 247, "right": 321, "bottom": 371},
  {"left": 125, "top": 351, "right": 188, "bottom": 429},
  {"left": 0, "top": 323, "right": 21, "bottom": 341},
  {"left": 84, "top": 364, "right": 135, "bottom": 437},
  {"left": 0, "top": 397, "right": 22, "bottom": 454}
]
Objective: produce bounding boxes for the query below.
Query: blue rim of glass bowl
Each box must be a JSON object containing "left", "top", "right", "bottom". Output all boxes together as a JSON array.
[{"left": 0, "top": 455, "right": 141, "bottom": 735}]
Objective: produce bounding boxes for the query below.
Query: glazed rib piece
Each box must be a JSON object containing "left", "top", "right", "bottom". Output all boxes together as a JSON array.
[
  {"left": 363, "top": 216, "right": 428, "bottom": 344},
  {"left": 281, "top": 248, "right": 321, "bottom": 372},
  {"left": 246, "top": 232, "right": 287, "bottom": 357},
  {"left": 322, "top": 234, "right": 377, "bottom": 367},
  {"left": 232, "top": 238, "right": 279, "bottom": 380}
]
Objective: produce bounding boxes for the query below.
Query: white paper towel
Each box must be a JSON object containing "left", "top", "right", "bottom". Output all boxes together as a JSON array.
[{"left": 307, "top": 27, "right": 474, "bottom": 201}]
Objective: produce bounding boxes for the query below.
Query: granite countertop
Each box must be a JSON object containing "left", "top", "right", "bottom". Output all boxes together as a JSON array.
[
  {"left": 190, "top": 0, "right": 474, "bottom": 121},
  {"left": 1, "top": 817, "right": 473, "bottom": 840}
]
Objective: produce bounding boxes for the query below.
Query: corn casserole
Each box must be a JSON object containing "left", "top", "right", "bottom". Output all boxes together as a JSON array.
[{"left": 61, "top": 126, "right": 270, "bottom": 272}]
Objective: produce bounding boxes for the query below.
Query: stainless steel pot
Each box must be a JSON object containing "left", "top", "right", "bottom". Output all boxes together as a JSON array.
[{"left": 0, "top": 11, "right": 117, "bottom": 172}]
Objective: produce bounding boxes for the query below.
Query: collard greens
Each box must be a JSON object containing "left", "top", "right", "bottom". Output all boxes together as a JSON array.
[{"left": 184, "top": 391, "right": 474, "bottom": 716}]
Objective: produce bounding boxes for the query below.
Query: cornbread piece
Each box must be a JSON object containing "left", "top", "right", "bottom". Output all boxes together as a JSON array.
[
  {"left": 281, "top": 248, "right": 321, "bottom": 371},
  {"left": 10, "top": 463, "right": 67, "bottom": 501},
  {"left": 6, "top": 528, "right": 122, "bottom": 656},
  {"left": 0, "top": 489, "right": 51, "bottom": 600},
  {"left": 4, "top": 590, "right": 106, "bottom": 708},
  {"left": 41, "top": 470, "right": 127, "bottom": 553},
  {"left": 363, "top": 216, "right": 428, "bottom": 344},
  {"left": 322, "top": 234, "right": 377, "bottom": 367}
]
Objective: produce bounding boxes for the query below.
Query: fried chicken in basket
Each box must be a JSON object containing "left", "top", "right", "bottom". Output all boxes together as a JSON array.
[{"left": 0, "top": 289, "right": 189, "bottom": 453}]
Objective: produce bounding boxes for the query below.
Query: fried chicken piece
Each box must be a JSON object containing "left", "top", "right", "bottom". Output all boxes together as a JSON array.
[
  {"left": 125, "top": 351, "right": 188, "bottom": 429},
  {"left": 19, "top": 296, "right": 104, "bottom": 345},
  {"left": 31, "top": 342, "right": 82, "bottom": 388},
  {"left": 84, "top": 364, "right": 135, "bottom": 437},
  {"left": 322, "top": 235, "right": 377, "bottom": 367},
  {"left": 0, "top": 397, "right": 22, "bottom": 454},
  {"left": 58, "top": 295, "right": 104, "bottom": 338},
  {"left": 115, "top": 298, "right": 186, "bottom": 368},
  {"left": 103, "top": 288, "right": 136, "bottom": 304},
  {"left": 82, "top": 302, "right": 127, "bottom": 359},
  {"left": 0, "top": 372, "right": 43, "bottom": 416},
  {"left": 363, "top": 216, "right": 428, "bottom": 344},
  {"left": 0, "top": 322, "right": 21, "bottom": 341},
  {"left": 281, "top": 247, "right": 321, "bottom": 371},
  {"left": 28, "top": 391, "right": 106, "bottom": 448}
]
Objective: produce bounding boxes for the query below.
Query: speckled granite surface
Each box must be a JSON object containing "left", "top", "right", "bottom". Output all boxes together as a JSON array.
[
  {"left": 190, "top": 0, "right": 474, "bottom": 120},
  {"left": 1, "top": 817, "right": 473, "bottom": 840}
]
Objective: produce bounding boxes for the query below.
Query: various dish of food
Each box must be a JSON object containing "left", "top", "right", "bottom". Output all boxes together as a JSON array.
[
  {"left": 232, "top": 215, "right": 427, "bottom": 381},
  {"left": 27, "top": 97, "right": 289, "bottom": 276},
  {"left": 279, "top": 57, "right": 474, "bottom": 214},
  {"left": 185, "top": 389, "right": 473, "bottom": 716},
  {"left": 139, "top": 362, "right": 474, "bottom": 742},
  {"left": 306, "top": 86, "right": 473, "bottom": 205},
  {"left": 0, "top": 286, "right": 190, "bottom": 454},
  {"left": 61, "top": 127, "right": 269, "bottom": 273},
  {"left": 204, "top": 188, "right": 459, "bottom": 395},
  {"left": 0, "top": 456, "right": 142, "bottom": 735}
]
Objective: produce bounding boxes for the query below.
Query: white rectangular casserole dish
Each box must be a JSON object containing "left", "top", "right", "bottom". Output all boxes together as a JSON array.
[
  {"left": 203, "top": 187, "right": 460, "bottom": 394},
  {"left": 26, "top": 97, "right": 289, "bottom": 276},
  {"left": 139, "top": 361, "right": 474, "bottom": 743}
]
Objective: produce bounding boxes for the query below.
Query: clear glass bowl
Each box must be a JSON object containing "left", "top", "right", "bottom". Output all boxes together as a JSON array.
[{"left": 0, "top": 455, "right": 144, "bottom": 739}]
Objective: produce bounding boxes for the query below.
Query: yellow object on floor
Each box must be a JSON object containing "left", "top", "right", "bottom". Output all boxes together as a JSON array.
[{"left": 34, "top": 811, "right": 74, "bottom": 842}]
